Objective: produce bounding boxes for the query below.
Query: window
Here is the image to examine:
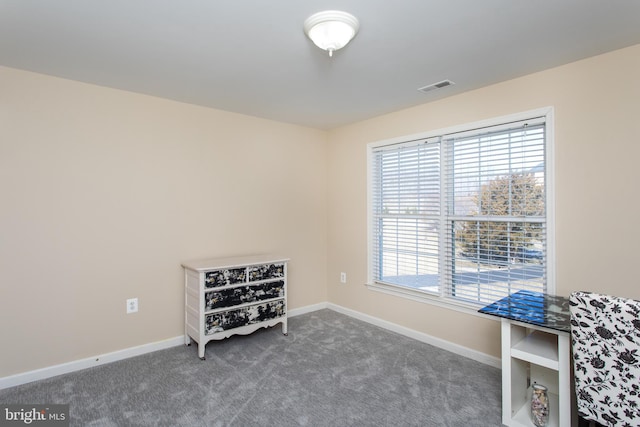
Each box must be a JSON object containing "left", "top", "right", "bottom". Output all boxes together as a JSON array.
[{"left": 367, "top": 109, "right": 554, "bottom": 309}]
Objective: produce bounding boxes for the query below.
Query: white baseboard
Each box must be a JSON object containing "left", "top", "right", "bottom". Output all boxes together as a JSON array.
[
  {"left": 1, "top": 301, "right": 498, "bottom": 389},
  {"left": 288, "top": 301, "right": 328, "bottom": 317},
  {"left": 327, "top": 303, "right": 501, "bottom": 369},
  {"left": 0, "top": 336, "right": 184, "bottom": 390}
]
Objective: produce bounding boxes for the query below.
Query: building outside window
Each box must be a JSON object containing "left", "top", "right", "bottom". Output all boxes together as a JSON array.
[{"left": 367, "top": 108, "right": 554, "bottom": 310}]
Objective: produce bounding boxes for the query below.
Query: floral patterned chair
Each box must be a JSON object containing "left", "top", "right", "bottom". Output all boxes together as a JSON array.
[{"left": 569, "top": 291, "right": 640, "bottom": 427}]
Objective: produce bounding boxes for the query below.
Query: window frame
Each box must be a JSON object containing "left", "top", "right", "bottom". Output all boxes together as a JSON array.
[{"left": 366, "top": 107, "right": 555, "bottom": 314}]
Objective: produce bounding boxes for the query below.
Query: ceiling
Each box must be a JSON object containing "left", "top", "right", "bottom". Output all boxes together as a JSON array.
[{"left": 2, "top": 1, "right": 640, "bottom": 130}]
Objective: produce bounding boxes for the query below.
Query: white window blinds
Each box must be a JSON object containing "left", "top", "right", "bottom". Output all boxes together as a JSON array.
[
  {"left": 370, "top": 116, "right": 548, "bottom": 307},
  {"left": 371, "top": 139, "right": 441, "bottom": 291}
]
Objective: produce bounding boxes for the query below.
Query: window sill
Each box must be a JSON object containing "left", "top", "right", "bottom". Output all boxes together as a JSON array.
[{"left": 365, "top": 281, "right": 490, "bottom": 318}]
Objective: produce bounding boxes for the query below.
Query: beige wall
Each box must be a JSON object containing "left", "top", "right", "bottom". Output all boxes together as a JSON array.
[
  {"left": 0, "top": 67, "right": 328, "bottom": 377},
  {"left": 326, "top": 44, "right": 640, "bottom": 359},
  {"left": 2, "top": 43, "right": 639, "bottom": 379}
]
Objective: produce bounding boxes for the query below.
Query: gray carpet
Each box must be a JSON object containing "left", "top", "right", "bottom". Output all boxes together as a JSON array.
[{"left": 0, "top": 309, "right": 502, "bottom": 426}]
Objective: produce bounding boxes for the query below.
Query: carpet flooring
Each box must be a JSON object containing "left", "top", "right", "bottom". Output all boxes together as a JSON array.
[{"left": 0, "top": 309, "right": 502, "bottom": 426}]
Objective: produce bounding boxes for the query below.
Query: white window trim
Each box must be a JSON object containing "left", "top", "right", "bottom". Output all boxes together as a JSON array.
[{"left": 366, "top": 107, "right": 555, "bottom": 315}]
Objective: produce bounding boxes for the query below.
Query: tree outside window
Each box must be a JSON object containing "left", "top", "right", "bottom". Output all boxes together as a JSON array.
[{"left": 457, "top": 173, "right": 544, "bottom": 265}]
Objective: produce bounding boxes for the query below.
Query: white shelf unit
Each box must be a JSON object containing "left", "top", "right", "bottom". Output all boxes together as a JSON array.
[
  {"left": 182, "top": 255, "right": 289, "bottom": 360},
  {"left": 501, "top": 318, "right": 571, "bottom": 427}
]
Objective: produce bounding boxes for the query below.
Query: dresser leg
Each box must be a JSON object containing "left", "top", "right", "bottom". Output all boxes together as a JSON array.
[
  {"left": 281, "top": 320, "right": 288, "bottom": 336},
  {"left": 198, "top": 344, "right": 205, "bottom": 360}
]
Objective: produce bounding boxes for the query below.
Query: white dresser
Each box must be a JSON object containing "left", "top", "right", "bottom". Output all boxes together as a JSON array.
[{"left": 182, "top": 255, "right": 289, "bottom": 359}]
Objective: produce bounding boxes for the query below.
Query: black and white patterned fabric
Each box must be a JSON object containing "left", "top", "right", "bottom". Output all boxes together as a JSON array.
[{"left": 569, "top": 291, "right": 640, "bottom": 427}]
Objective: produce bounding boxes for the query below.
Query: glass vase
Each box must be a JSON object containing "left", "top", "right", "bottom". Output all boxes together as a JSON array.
[{"left": 531, "top": 383, "right": 549, "bottom": 427}]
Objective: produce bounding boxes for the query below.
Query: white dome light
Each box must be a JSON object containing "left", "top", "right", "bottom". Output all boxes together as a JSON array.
[{"left": 304, "top": 11, "right": 359, "bottom": 57}]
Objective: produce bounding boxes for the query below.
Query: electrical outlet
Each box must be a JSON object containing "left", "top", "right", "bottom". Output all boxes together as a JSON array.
[
  {"left": 340, "top": 272, "right": 347, "bottom": 284},
  {"left": 126, "top": 298, "right": 138, "bottom": 314}
]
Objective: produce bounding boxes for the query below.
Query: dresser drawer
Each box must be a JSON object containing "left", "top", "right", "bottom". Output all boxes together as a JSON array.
[
  {"left": 205, "top": 299, "right": 285, "bottom": 335},
  {"left": 205, "top": 267, "right": 246, "bottom": 288},
  {"left": 248, "top": 263, "right": 285, "bottom": 282},
  {"left": 204, "top": 280, "right": 285, "bottom": 311}
]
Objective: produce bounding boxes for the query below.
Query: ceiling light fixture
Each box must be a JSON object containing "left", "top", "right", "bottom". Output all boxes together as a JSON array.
[{"left": 304, "top": 10, "right": 359, "bottom": 57}]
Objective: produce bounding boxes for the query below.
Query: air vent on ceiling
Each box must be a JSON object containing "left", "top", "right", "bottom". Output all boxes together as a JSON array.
[{"left": 418, "top": 79, "right": 455, "bottom": 93}]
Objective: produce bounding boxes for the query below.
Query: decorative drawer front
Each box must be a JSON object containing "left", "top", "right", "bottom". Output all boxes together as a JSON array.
[
  {"left": 205, "top": 267, "right": 246, "bottom": 288},
  {"left": 248, "top": 263, "right": 285, "bottom": 282},
  {"left": 204, "top": 280, "right": 285, "bottom": 311},
  {"left": 205, "top": 300, "right": 285, "bottom": 335}
]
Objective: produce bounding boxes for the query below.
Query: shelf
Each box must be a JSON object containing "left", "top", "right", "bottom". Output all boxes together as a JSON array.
[
  {"left": 501, "top": 319, "right": 571, "bottom": 426},
  {"left": 511, "top": 330, "right": 559, "bottom": 370}
]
